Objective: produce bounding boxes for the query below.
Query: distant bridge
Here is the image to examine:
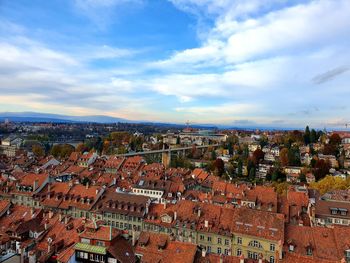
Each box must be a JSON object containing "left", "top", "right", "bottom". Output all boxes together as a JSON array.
[{"left": 116, "top": 144, "right": 220, "bottom": 168}]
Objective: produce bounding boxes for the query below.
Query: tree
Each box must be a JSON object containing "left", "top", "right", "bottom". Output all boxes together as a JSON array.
[
  {"left": 211, "top": 150, "right": 217, "bottom": 160},
  {"left": 249, "top": 167, "right": 256, "bottom": 180},
  {"left": 304, "top": 126, "right": 311, "bottom": 145},
  {"left": 310, "top": 129, "right": 317, "bottom": 143},
  {"left": 288, "top": 146, "right": 301, "bottom": 166},
  {"left": 252, "top": 148, "right": 264, "bottom": 165},
  {"left": 32, "top": 144, "right": 45, "bottom": 157},
  {"left": 237, "top": 159, "right": 243, "bottom": 176},
  {"left": 76, "top": 143, "right": 88, "bottom": 153},
  {"left": 214, "top": 158, "right": 225, "bottom": 177},
  {"left": 259, "top": 136, "right": 268, "bottom": 148},
  {"left": 323, "top": 143, "right": 337, "bottom": 156},
  {"left": 329, "top": 133, "right": 341, "bottom": 146},
  {"left": 299, "top": 173, "right": 307, "bottom": 183},
  {"left": 309, "top": 176, "right": 350, "bottom": 194},
  {"left": 280, "top": 148, "right": 289, "bottom": 166},
  {"left": 314, "top": 159, "right": 331, "bottom": 181}
]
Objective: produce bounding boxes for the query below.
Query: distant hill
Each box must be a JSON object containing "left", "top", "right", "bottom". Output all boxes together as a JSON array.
[{"left": 0, "top": 112, "right": 132, "bottom": 123}]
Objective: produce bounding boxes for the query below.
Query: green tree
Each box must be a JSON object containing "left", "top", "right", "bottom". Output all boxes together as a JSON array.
[
  {"left": 299, "top": 173, "right": 307, "bottom": 183},
  {"left": 211, "top": 150, "right": 217, "bottom": 160},
  {"left": 249, "top": 167, "right": 256, "bottom": 180},
  {"left": 237, "top": 159, "right": 243, "bottom": 177},
  {"left": 310, "top": 129, "right": 317, "bottom": 143},
  {"left": 304, "top": 126, "right": 311, "bottom": 145}
]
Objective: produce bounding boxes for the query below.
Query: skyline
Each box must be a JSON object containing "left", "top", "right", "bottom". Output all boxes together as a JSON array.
[{"left": 1, "top": 0, "right": 350, "bottom": 128}]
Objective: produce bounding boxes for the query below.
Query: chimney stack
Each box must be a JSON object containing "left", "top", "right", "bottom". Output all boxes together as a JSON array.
[
  {"left": 33, "top": 179, "right": 39, "bottom": 191},
  {"left": 197, "top": 207, "right": 201, "bottom": 218},
  {"left": 201, "top": 248, "right": 206, "bottom": 258},
  {"left": 174, "top": 211, "right": 177, "bottom": 221},
  {"left": 48, "top": 210, "right": 54, "bottom": 219},
  {"left": 204, "top": 220, "right": 208, "bottom": 228}
]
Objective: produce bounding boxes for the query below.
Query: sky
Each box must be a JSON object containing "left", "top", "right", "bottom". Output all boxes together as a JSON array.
[{"left": 0, "top": 0, "right": 350, "bottom": 128}]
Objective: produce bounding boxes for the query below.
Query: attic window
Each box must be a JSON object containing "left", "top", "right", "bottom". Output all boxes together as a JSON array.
[
  {"left": 306, "top": 247, "right": 313, "bottom": 256},
  {"left": 345, "top": 249, "right": 350, "bottom": 259},
  {"left": 289, "top": 245, "right": 295, "bottom": 252}
]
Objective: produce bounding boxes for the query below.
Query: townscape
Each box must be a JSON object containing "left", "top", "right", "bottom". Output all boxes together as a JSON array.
[{"left": 0, "top": 121, "right": 349, "bottom": 263}]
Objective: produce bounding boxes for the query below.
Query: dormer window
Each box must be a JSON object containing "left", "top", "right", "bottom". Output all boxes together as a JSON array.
[
  {"left": 306, "top": 246, "right": 313, "bottom": 256},
  {"left": 339, "top": 208, "right": 348, "bottom": 216},
  {"left": 345, "top": 249, "right": 350, "bottom": 259},
  {"left": 289, "top": 244, "right": 295, "bottom": 252},
  {"left": 330, "top": 208, "right": 338, "bottom": 215}
]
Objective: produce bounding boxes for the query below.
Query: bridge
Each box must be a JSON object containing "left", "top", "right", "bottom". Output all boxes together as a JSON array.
[{"left": 115, "top": 144, "right": 220, "bottom": 168}]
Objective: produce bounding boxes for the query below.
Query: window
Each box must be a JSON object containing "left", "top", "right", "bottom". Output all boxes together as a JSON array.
[
  {"left": 248, "top": 251, "right": 258, "bottom": 260},
  {"left": 207, "top": 246, "right": 211, "bottom": 253},
  {"left": 289, "top": 245, "right": 294, "bottom": 252},
  {"left": 249, "top": 240, "right": 262, "bottom": 248},
  {"left": 270, "top": 256, "right": 275, "bottom": 263},
  {"left": 81, "top": 238, "right": 90, "bottom": 244},
  {"left": 331, "top": 209, "right": 338, "bottom": 215},
  {"left": 224, "top": 249, "right": 229, "bottom": 255},
  {"left": 217, "top": 247, "right": 221, "bottom": 254},
  {"left": 217, "top": 238, "right": 222, "bottom": 244},
  {"left": 237, "top": 237, "right": 242, "bottom": 244},
  {"left": 225, "top": 239, "right": 229, "bottom": 246},
  {"left": 207, "top": 236, "right": 212, "bottom": 242},
  {"left": 306, "top": 247, "right": 313, "bottom": 256},
  {"left": 96, "top": 241, "right": 105, "bottom": 246},
  {"left": 270, "top": 243, "right": 275, "bottom": 252},
  {"left": 236, "top": 249, "right": 242, "bottom": 256}
]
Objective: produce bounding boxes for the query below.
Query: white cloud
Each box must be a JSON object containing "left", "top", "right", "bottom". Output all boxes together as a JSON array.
[{"left": 73, "top": 0, "right": 143, "bottom": 28}]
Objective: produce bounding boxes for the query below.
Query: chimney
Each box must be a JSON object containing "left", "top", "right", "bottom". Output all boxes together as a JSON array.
[
  {"left": 132, "top": 229, "right": 136, "bottom": 246},
  {"left": 33, "top": 179, "right": 39, "bottom": 191},
  {"left": 197, "top": 207, "right": 201, "bottom": 218},
  {"left": 96, "top": 189, "right": 99, "bottom": 195},
  {"left": 174, "top": 211, "right": 177, "bottom": 221},
  {"left": 86, "top": 182, "right": 89, "bottom": 189},
  {"left": 59, "top": 214, "right": 62, "bottom": 222},
  {"left": 239, "top": 254, "right": 245, "bottom": 263},
  {"left": 44, "top": 222, "right": 48, "bottom": 230},
  {"left": 48, "top": 210, "right": 54, "bottom": 219},
  {"left": 69, "top": 181, "right": 73, "bottom": 188},
  {"left": 204, "top": 220, "right": 208, "bottom": 228},
  {"left": 164, "top": 202, "right": 167, "bottom": 209},
  {"left": 201, "top": 248, "right": 206, "bottom": 258}
]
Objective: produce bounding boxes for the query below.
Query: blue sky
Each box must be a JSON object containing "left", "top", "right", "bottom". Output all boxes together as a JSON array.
[{"left": 0, "top": 0, "right": 350, "bottom": 128}]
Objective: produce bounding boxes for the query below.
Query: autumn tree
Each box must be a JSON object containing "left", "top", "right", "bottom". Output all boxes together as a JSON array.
[
  {"left": 76, "top": 143, "right": 88, "bottom": 153},
  {"left": 310, "top": 176, "right": 350, "bottom": 194},
  {"left": 329, "top": 133, "right": 341, "bottom": 146},
  {"left": 280, "top": 148, "right": 289, "bottom": 166},
  {"left": 314, "top": 159, "right": 331, "bottom": 181},
  {"left": 252, "top": 148, "right": 264, "bottom": 165},
  {"left": 214, "top": 158, "right": 225, "bottom": 177},
  {"left": 32, "top": 144, "right": 45, "bottom": 157}
]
